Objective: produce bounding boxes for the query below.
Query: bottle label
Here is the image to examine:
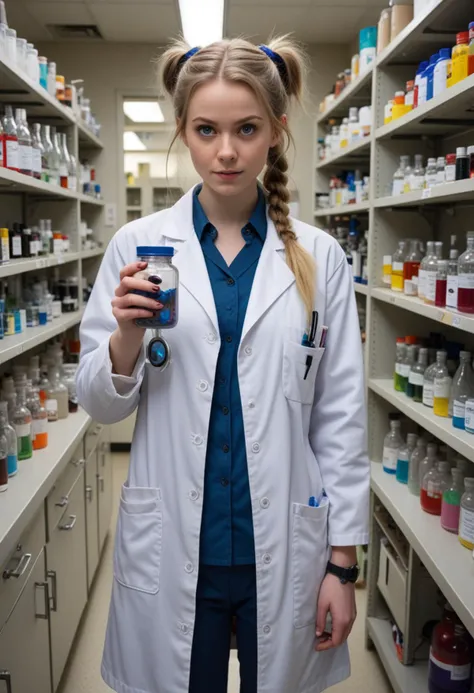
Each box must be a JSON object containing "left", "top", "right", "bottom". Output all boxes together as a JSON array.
[
  {"left": 459, "top": 506, "right": 474, "bottom": 544},
  {"left": 410, "top": 174, "right": 425, "bottom": 191},
  {"left": 425, "top": 270, "right": 437, "bottom": 301},
  {"left": 53, "top": 239, "right": 63, "bottom": 255},
  {"left": 446, "top": 275, "right": 458, "bottom": 309},
  {"left": 429, "top": 651, "right": 472, "bottom": 684},
  {"left": 418, "top": 269, "right": 426, "bottom": 297},
  {"left": 12, "top": 236, "right": 22, "bottom": 257},
  {"left": 69, "top": 175, "right": 77, "bottom": 191},
  {"left": 395, "top": 362, "right": 401, "bottom": 375},
  {"left": 15, "top": 423, "right": 31, "bottom": 438},
  {"left": 465, "top": 404, "right": 474, "bottom": 430},
  {"left": 427, "top": 481, "right": 441, "bottom": 498},
  {"left": 60, "top": 164, "right": 68, "bottom": 177},
  {"left": 1, "top": 238, "right": 9, "bottom": 262},
  {"left": 46, "top": 398, "right": 58, "bottom": 412},
  {"left": 6, "top": 139, "right": 19, "bottom": 169},
  {"left": 32, "top": 148, "right": 42, "bottom": 175},
  {"left": 392, "top": 179, "right": 404, "bottom": 196},
  {"left": 19, "top": 144, "right": 33, "bottom": 172},
  {"left": 434, "top": 376, "right": 451, "bottom": 399},
  {"left": 404, "top": 278, "right": 417, "bottom": 296},
  {"left": 453, "top": 400, "right": 466, "bottom": 420},
  {"left": 436, "top": 170, "right": 445, "bottom": 185},
  {"left": 409, "top": 372, "right": 424, "bottom": 386},
  {"left": 423, "top": 382, "right": 434, "bottom": 407},
  {"left": 445, "top": 164, "right": 456, "bottom": 182},
  {"left": 392, "top": 261, "right": 404, "bottom": 272},
  {"left": 458, "top": 273, "right": 474, "bottom": 290},
  {"left": 32, "top": 418, "right": 48, "bottom": 435},
  {"left": 400, "top": 364, "right": 411, "bottom": 377},
  {"left": 426, "top": 173, "right": 438, "bottom": 188},
  {"left": 29, "top": 241, "right": 36, "bottom": 255},
  {"left": 382, "top": 447, "right": 398, "bottom": 471}
]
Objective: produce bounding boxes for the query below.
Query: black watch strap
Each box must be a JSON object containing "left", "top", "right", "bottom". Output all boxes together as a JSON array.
[{"left": 326, "top": 561, "right": 359, "bottom": 584}]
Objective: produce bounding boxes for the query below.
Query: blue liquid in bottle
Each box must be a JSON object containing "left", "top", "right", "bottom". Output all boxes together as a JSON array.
[
  {"left": 7, "top": 454, "right": 17, "bottom": 476},
  {"left": 396, "top": 457, "right": 409, "bottom": 484}
]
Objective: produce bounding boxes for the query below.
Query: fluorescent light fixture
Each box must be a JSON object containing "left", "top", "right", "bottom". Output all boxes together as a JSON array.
[
  {"left": 123, "top": 101, "right": 164, "bottom": 123},
  {"left": 178, "top": 0, "right": 224, "bottom": 47},
  {"left": 123, "top": 132, "right": 146, "bottom": 151}
]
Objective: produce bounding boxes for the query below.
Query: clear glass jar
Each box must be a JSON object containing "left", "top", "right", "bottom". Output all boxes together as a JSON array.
[
  {"left": 400, "top": 344, "right": 416, "bottom": 394},
  {"left": 425, "top": 157, "right": 438, "bottom": 188},
  {"left": 13, "top": 386, "right": 32, "bottom": 460},
  {"left": 47, "top": 366, "right": 68, "bottom": 419},
  {"left": 391, "top": 240, "right": 408, "bottom": 292},
  {"left": 418, "top": 442, "right": 438, "bottom": 490},
  {"left": 457, "top": 231, "right": 474, "bottom": 314},
  {"left": 421, "top": 460, "right": 451, "bottom": 515},
  {"left": 396, "top": 432, "right": 417, "bottom": 484},
  {"left": 383, "top": 417, "right": 403, "bottom": 474},
  {"left": 408, "top": 437, "right": 427, "bottom": 496},
  {"left": 459, "top": 477, "right": 474, "bottom": 550},
  {"left": 424, "top": 241, "right": 443, "bottom": 306},
  {"left": 392, "top": 155, "right": 409, "bottom": 196},
  {"left": 411, "top": 154, "right": 425, "bottom": 191},
  {"left": 0, "top": 401, "right": 17, "bottom": 477},
  {"left": 408, "top": 347, "right": 427, "bottom": 402},
  {"left": 133, "top": 246, "right": 179, "bottom": 329},
  {"left": 5, "top": 27, "right": 16, "bottom": 63},
  {"left": 418, "top": 240, "right": 435, "bottom": 300},
  {"left": 446, "top": 248, "right": 459, "bottom": 310},
  {"left": 62, "top": 364, "right": 78, "bottom": 413},
  {"left": 423, "top": 350, "right": 446, "bottom": 408},
  {"left": 403, "top": 239, "right": 422, "bottom": 296},
  {"left": 26, "top": 46, "right": 39, "bottom": 82},
  {"left": 433, "top": 350, "right": 452, "bottom": 418},
  {"left": 450, "top": 351, "right": 474, "bottom": 428},
  {"left": 15, "top": 37, "right": 27, "bottom": 72},
  {"left": 435, "top": 259, "right": 448, "bottom": 308},
  {"left": 435, "top": 156, "right": 446, "bottom": 185},
  {"left": 441, "top": 468, "right": 465, "bottom": 533}
]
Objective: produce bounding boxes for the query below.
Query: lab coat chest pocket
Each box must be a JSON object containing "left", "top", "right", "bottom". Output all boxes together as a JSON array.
[
  {"left": 114, "top": 485, "right": 163, "bottom": 595},
  {"left": 292, "top": 500, "right": 329, "bottom": 629},
  {"left": 282, "top": 340, "right": 324, "bottom": 404}
]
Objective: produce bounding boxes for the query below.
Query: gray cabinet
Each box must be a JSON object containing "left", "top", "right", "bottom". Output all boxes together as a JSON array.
[
  {"left": 97, "top": 428, "right": 113, "bottom": 553},
  {"left": 47, "top": 471, "right": 87, "bottom": 692},
  {"left": 84, "top": 450, "right": 99, "bottom": 590},
  {"left": 0, "top": 549, "right": 51, "bottom": 693}
]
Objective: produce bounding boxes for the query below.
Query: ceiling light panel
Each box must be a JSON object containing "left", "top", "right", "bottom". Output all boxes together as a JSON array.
[
  {"left": 178, "top": 0, "right": 224, "bottom": 47},
  {"left": 123, "top": 102, "right": 164, "bottom": 123},
  {"left": 123, "top": 131, "right": 147, "bottom": 151}
]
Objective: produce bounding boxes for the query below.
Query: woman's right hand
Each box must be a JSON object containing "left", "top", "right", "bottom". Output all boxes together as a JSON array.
[{"left": 111, "top": 261, "right": 163, "bottom": 334}]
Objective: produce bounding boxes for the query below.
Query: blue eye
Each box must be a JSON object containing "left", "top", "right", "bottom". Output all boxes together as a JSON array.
[
  {"left": 198, "top": 125, "right": 215, "bottom": 137},
  {"left": 240, "top": 124, "right": 256, "bottom": 136}
]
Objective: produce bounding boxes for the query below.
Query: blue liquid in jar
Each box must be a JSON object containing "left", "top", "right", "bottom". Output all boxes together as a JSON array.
[
  {"left": 7, "top": 454, "right": 17, "bottom": 476},
  {"left": 452, "top": 415, "right": 465, "bottom": 430},
  {"left": 396, "top": 458, "right": 409, "bottom": 484}
]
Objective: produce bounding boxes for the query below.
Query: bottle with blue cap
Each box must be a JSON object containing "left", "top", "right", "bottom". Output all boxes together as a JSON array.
[{"left": 132, "top": 246, "right": 179, "bottom": 329}]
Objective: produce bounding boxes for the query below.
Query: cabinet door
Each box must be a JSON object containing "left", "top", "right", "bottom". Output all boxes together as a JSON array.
[
  {"left": 47, "top": 473, "right": 87, "bottom": 692},
  {"left": 0, "top": 549, "right": 51, "bottom": 693},
  {"left": 85, "top": 452, "right": 99, "bottom": 589},
  {"left": 97, "top": 432, "right": 113, "bottom": 553}
]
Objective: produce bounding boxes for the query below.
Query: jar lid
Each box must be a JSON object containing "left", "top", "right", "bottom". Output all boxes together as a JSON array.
[
  {"left": 446, "top": 153, "right": 456, "bottom": 164},
  {"left": 136, "top": 246, "right": 175, "bottom": 257},
  {"left": 456, "top": 31, "right": 469, "bottom": 45}
]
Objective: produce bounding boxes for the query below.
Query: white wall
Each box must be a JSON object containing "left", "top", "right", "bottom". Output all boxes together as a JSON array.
[{"left": 38, "top": 41, "right": 350, "bottom": 232}]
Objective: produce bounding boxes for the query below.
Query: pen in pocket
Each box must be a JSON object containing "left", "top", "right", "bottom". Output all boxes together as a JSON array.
[{"left": 308, "top": 490, "right": 327, "bottom": 507}]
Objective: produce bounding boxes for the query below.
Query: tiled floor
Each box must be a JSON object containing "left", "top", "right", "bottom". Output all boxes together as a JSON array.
[{"left": 60, "top": 454, "right": 392, "bottom": 693}]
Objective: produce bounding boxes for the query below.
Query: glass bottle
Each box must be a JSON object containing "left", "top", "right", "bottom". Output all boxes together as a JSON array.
[
  {"left": 15, "top": 108, "right": 32, "bottom": 177},
  {"left": 433, "top": 350, "right": 452, "bottom": 418},
  {"left": 62, "top": 364, "right": 78, "bottom": 413},
  {"left": 31, "top": 123, "right": 44, "bottom": 181},
  {"left": 13, "top": 386, "right": 32, "bottom": 460},
  {"left": 424, "top": 157, "right": 438, "bottom": 188},
  {"left": 47, "top": 61, "right": 56, "bottom": 98},
  {"left": 450, "top": 351, "right": 474, "bottom": 429},
  {"left": 424, "top": 241, "right": 443, "bottom": 306},
  {"left": 411, "top": 154, "right": 425, "bottom": 191},
  {"left": 0, "top": 400, "right": 17, "bottom": 477},
  {"left": 392, "top": 155, "right": 409, "bottom": 196},
  {"left": 408, "top": 437, "right": 427, "bottom": 495},
  {"left": 418, "top": 241, "right": 434, "bottom": 301},
  {"left": 408, "top": 347, "right": 428, "bottom": 402},
  {"left": 435, "top": 259, "right": 448, "bottom": 307},
  {"left": 421, "top": 460, "right": 451, "bottom": 515},
  {"left": 418, "top": 442, "right": 438, "bottom": 491},
  {"left": 423, "top": 350, "right": 446, "bottom": 408},
  {"left": 446, "top": 249, "right": 459, "bottom": 311},
  {"left": 403, "top": 239, "right": 422, "bottom": 296},
  {"left": 435, "top": 155, "right": 446, "bottom": 185},
  {"left": 401, "top": 344, "right": 417, "bottom": 395},
  {"left": 54, "top": 132, "right": 68, "bottom": 188},
  {"left": 60, "top": 133, "right": 71, "bottom": 189},
  {"left": 391, "top": 240, "right": 407, "bottom": 292},
  {"left": 383, "top": 417, "right": 404, "bottom": 475},
  {"left": 26, "top": 384, "right": 48, "bottom": 450},
  {"left": 403, "top": 156, "right": 413, "bottom": 193},
  {"left": 455, "top": 146, "right": 469, "bottom": 180},
  {"left": 441, "top": 468, "right": 465, "bottom": 533},
  {"left": 42, "top": 124, "right": 55, "bottom": 184},
  {"left": 394, "top": 341, "right": 406, "bottom": 392},
  {"left": 1, "top": 105, "right": 19, "bottom": 172},
  {"left": 0, "top": 420, "right": 7, "bottom": 492},
  {"left": 459, "top": 477, "right": 474, "bottom": 550},
  {"left": 47, "top": 366, "right": 68, "bottom": 419},
  {"left": 68, "top": 150, "right": 77, "bottom": 192},
  {"left": 429, "top": 603, "right": 474, "bottom": 693},
  {"left": 457, "top": 231, "right": 474, "bottom": 313},
  {"left": 396, "top": 432, "right": 417, "bottom": 484}
]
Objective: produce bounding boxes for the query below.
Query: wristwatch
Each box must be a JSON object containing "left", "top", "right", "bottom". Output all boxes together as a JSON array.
[{"left": 326, "top": 561, "right": 359, "bottom": 584}]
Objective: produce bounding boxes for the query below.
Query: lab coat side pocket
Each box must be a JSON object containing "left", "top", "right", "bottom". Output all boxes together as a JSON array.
[
  {"left": 114, "top": 487, "right": 163, "bottom": 595},
  {"left": 292, "top": 499, "right": 329, "bottom": 629},
  {"left": 282, "top": 340, "right": 324, "bottom": 405}
]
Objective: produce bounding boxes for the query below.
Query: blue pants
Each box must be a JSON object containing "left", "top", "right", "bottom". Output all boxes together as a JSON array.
[{"left": 189, "top": 564, "right": 257, "bottom": 693}]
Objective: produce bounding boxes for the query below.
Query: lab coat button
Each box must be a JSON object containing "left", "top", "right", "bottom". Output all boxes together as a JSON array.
[
  {"left": 207, "top": 333, "right": 217, "bottom": 344},
  {"left": 185, "top": 563, "right": 194, "bottom": 573},
  {"left": 252, "top": 442, "right": 260, "bottom": 453},
  {"left": 180, "top": 624, "right": 189, "bottom": 634},
  {"left": 189, "top": 489, "right": 199, "bottom": 501},
  {"left": 263, "top": 553, "right": 272, "bottom": 564},
  {"left": 260, "top": 497, "right": 270, "bottom": 509},
  {"left": 193, "top": 434, "right": 203, "bottom": 446},
  {"left": 245, "top": 346, "right": 253, "bottom": 356},
  {"left": 263, "top": 625, "right": 271, "bottom": 634},
  {"left": 198, "top": 380, "right": 208, "bottom": 392},
  {"left": 248, "top": 400, "right": 255, "bottom": 409}
]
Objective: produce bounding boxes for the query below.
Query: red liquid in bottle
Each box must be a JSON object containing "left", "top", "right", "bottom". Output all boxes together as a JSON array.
[
  {"left": 457, "top": 288, "right": 474, "bottom": 313},
  {"left": 435, "top": 278, "right": 447, "bottom": 307},
  {"left": 421, "top": 488, "right": 442, "bottom": 515}
]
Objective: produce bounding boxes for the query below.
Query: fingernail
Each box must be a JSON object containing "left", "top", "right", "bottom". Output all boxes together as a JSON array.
[
  {"left": 316, "top": 630, "right": 321, "bottom": 637},
  {"left": 155, "top": 302, "right": 163, "bottom": 308}
]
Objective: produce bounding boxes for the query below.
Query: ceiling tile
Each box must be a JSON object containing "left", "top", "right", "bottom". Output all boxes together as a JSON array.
[
  {"left": 3, "top": 1, "right": 54, "bottom": 40},
  {"left": 25, "top": 2, "right": 95, "bottom": 23},
  {"left": 89, "top": 4, "right": 180, "bottom": 41},
  {"left": 230, "top": 0, "right": 312, "bottom": 6},
  {"left": 90, "top": 0, "right": 175, "bottom": 4}
]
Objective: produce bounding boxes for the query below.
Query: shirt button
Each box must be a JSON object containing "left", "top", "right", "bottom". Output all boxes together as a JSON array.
[
  {"left": 222, "top": 444, "right": 230, "bottom": 453},
  {"left": 245, "top": 346, "right": 252, "bottom": 356},
  {"left": 221, "top": 477, "right": 229, "bottom": 487},
  {"left": 222, "top": 406, "right": 229, "bottom": 415},
  {"left": 227, "top": 277, "right": 235, "bottom": 286},
  {"left": 263, "top": 553, "right": 272, "bottom": 565},
  {"left": 260, "top": 497, "right": 270, "bottom": 509},
  {"left": 248, "top": 400, "right": 255, "bottom": 409},
  {"left": 185, "top": 562, "right": 194, "bottom": 573},
  {"left": 189, "top": 489, "right": 199, "bottom": 501},
  {"left": 193, "top": 435, "right": 203, "bottom": 446},
  {"left": 198, "top": 380, "right": 208, "bottom": 392},
  {"left": 252, "top": 442, "right": 261, "bottom": 453},
  {"left": 226, "top": 336, "right": 233, "bottom": 343},
  {"left": 263, "top": 625, "right": 271, "bottom": 635}
]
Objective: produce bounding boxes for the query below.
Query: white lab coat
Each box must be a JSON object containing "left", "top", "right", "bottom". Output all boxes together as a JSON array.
[{"left": 76, "top": 186, "right": 369, "bottom": 693}]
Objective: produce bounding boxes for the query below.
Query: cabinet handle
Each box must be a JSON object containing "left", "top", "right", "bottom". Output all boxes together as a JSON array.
[
  {"left": 35, "top": 581, "right": 50, "bottom": 620},
  {"left": 59, "top": 514, "right": 77, "bottom": 531},
  {"left": 0, "top": 671, "right": 12, "bottom": 693},
  {"left": 72, "top": 457, "right": 85, "bottom": 468},
  {"left": 47, "top": 570, "right": 57, "bottom": 611},
  {"left": 55, "top": 495, "right": 69, "bottom": 508},
  {"left": 2, "top": 552, "right": 32, "bottom": 580},
  {"left": 85, "top": 485, "right": 93, "bottom": 501},
  {"left": 98, "top": 476, "right": 104, "bottom": 493}
]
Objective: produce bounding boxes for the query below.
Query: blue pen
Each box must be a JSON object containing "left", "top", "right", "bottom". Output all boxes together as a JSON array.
[{"left": 308, "top": 490, "right": 327, "bottom": 507}]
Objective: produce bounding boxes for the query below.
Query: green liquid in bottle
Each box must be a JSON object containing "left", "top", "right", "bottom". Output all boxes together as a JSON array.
[{"left": 18, "top": 435, "right": 33, "bottom": 460}]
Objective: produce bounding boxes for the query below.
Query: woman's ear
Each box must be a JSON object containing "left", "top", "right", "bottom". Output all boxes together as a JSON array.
[{"left": 270, "top": 114, "right": 287, "bottom": 148}]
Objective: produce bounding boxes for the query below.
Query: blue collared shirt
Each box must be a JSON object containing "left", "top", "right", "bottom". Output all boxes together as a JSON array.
[{"left": 193, "top": 184, "right": 267, "bottom": 566}]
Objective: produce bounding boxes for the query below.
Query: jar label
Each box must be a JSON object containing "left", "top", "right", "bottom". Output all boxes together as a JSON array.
[
  {"left": 400, "top": 364, "right": 411, "bottom": 377},
  {"left": 32, "top": 148, "right": 42, "bottom": 175},
  {"left": 382, "top": 448, "right": 398, "bottom": 471},
  {"left": 427, "top": 481, "right": 441, "bottom": 498},
  {"left": 32, "top": 418, "right": 48, "bottom": 435},
  {"left": 418, "top": 269, "right": 426, "bottom": 297},
  {"left": 15, "top": 423, "right": 31, "bottom": 438},
  {"left": 410, "top": 174, "right": 425, "bottom": 191},
  {"left": 12, "top": 236, "right": 22, "bottom": 257},
  {"left": 19, "top": 144, "right": 32, "bottom": 171},
  {"left": 425, "top": 270, "right": 437, "bottom": 302},
  {"left": 436, "top": 170, "right": 445, "bottom": 185},
  {"left": 446, "top": 275, "right": 458, "bottom": 309},
  {"left": 395, "top": 363, "right": 401, "bottom": 375},
  {"left": 46, "top": 398, "right": 58, "bottom": 412},
  {"left": 60, "top": 164, "right": 68, "bottom": 177},
  {"left": 6, "top": 139, "right": 19, "bottom": 169},
  {"left": 423, "top": 382, "right": 434, "bottom": 407},
  {"left": 453, "top": 400, "right": 466, "bottom": 420},
  {"left": 409, "top": 372, "right": 424, "bottom": 386},
  {"left": 392, "top": 179, "right": 404, "bottom": 196},
  {"left": 459, "top": 506, "right": 474, "bottom": 543},
  {"left": 392, "top": 262, "right": 404, "bottom": 272},
  {"left": 445, "top": 164, "right": 456, "bottom": 183},
  {"left": 429, "top": 651, "right": 472, "bottom": 684},
  {"left": 426, "top": 174, "right": 438, "bottom": 188},
  {"left": 434, "top": 377, "right": 451, "bottom": 399},
  {"left": 458, "top": 273, "right": 474, "bottom": 290}
]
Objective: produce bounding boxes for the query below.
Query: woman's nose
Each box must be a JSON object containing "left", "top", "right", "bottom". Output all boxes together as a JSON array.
[{"left": 217, "top": 136, "right": 237, "bottom": 161}]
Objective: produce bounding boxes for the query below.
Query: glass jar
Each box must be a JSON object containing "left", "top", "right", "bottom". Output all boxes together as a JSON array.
[
  {"left": 421, "top": 460, "right": 451, "bottom": 515},
  {"left": 382, "top": 417, "right": 403, "bottom": 474},
  {"left": 451, "top": 351, "right": 474, "bottom": 429},
  {"left": 424, "top": 241, "right": 443, "bottom": 306},
  {"left": 47, "top": 366, "right": 68, "bottom": 419},
  {"left": 394, "top": 341, "right": 406, "bottom": 392},
  {"left": 459, "top": 477, "right": 474, "bottom": 550},
  {"left": 403, "top": 238, "right": 422, "bottom": 296},
  {"left": 133, "top": 247, "right": 179, "bottom": 329},
  {"left": 15, "top": 37, "right": 27, "bottom": 72},
  {"left": 435, "top": 259, "right": 448, "bottom": 308},
  {"left": 465, "top": 398, "right": 474, "bottom": 434},
  {"left": 418, "top": 240, "right": 435, "bottom": 301},
  {"left": 433, "top": 350, "right": 452, "bottom": 418},
  {"left": 401, "top": 344, "right": 417, "bottom": 394},
  {"left": 0, "top": 401, "right": 17, "bottom": 477},
  {"left": 408, "top": 437, "right": 427, "bottom": 496},
  {"left": 5, "top": 27, "right": 16, "bottom": 63},
  {"left": 425, "top": 157, "right": 438, "bottom": 188},
  {"left": 391, "top": 240, "right": 408, "bottom": 292},
  {"left": 408, "top": 346, "right": 428, "bottom": 402},
  {"left": 423, "top": 350, "right": 446, "bottom": 408},
  {"left": 392, "top": 155, "right": 409, "bottom": 196},
  {"left": 441, "top": 468, "right": 464, "bottom": 533},
  {"left": 418, "top": 442, "right": 438, "bottom": 492},
  {"left": 396, "top": 432, "right": 417, "bottom": 484},
  {"left": 13, "top": 386, "right": 32, "bottom": 460}
]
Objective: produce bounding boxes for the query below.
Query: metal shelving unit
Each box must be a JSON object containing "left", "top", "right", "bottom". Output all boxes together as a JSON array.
[{"left": 313, "top": 0, "right": 474, "bottom": 688}]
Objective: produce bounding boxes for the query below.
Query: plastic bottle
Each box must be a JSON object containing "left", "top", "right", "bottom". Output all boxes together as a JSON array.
[
  {"left": 451, "top": 351, "right": 474, "bottom": 429},
  {"left": 459, "top": 477, "right": 474, "bottom": 550},
  {"left": 409, "top": 347, "right": 428, "bottom": 402},
  {"left": 424, "top": 241, "right": 443, "bottom": 305},
  {"left": 392, "top": 155, "right": 409, "bottom": 196},
  {"left": 394, "top": 341, "right": 406, "bottom": 391},
  {"left": 457, "top": 231, "right": 474, "bottom": 313},
  {"left": 441, "top": 468, "right": 465, "bottom": 533},
  {"left": 426, "top": 53, "right": 439, "bottom": 100},
  {"left": 47, "top": 61, "right": 56, "bottom": 98},
  {"left": 41, "top": 124, "right": 55, "bottom": 184},
  {"left": 433, "top": 351, "right": 452, "bottom": 418},
  {"left": 455, "top": 147, "right": 469, "bottom": 180},
  {"left": 433, "top": 48, "right": 452, "bottom": 97},
  {"left": 408, "top": 437, "right": 427, "bottom": 495},
  {"left": 0, "top": 401, "right": 17, "bottom": 477},
  {"left": 13, "top": 386, "right": 32, "bottom": 460},
  {"left": 396, "top": 432, "right": 417, "bottom": 484},
  {"left": 1, "top": 105, "right": 19, "bottom": 172},
  {"left": 15, "top": 108, "right": 32, "bottom": 177},
  {"left": 391, "top": 240, "right": 407, "bottom": 291},
  {"left": 451, "top": 31, "right": 469, "bottom": 86},
  {"left": 413, "top": 60, "right": 429, "bottom": 107},
  {"left": 423, "top": 349, "right": 446, "bottom": 408},
  {"left": 421, "top": 460, "right": 451, "bottom": 515},
  {"left": 429, "top": 603, "right": 474, "bottom": 693},
  {"left": 435, "top": 260, "right": 448, "bottom": 308},
  {"left": 383, "top": 417, "right": 404, "bottom": 474},
  {"left": 417, "top": 62, "right": 429, "bottom": 106},
  {"left": 403, "top": 239, "right": 422, "bottom": 296}
]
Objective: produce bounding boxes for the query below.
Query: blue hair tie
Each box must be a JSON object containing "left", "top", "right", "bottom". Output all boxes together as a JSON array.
[
  {"left": 178, "top": 46, "right": 200, "bottom": 68},
  {"left": 258, "top": 45, "right": 289, "bottom": 87}
]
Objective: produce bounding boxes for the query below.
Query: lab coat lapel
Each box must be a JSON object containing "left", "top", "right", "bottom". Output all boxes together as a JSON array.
[
  {"left": 162, "top": 188, "right": 219, "bottom": 334},
  {"left": 241, "top": 215, "right": 295, "bottom": 343}
]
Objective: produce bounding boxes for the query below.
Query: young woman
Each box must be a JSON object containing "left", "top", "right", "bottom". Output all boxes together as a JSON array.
[{"left": 77, "top": 35, "right": 369, "bottom": 693}]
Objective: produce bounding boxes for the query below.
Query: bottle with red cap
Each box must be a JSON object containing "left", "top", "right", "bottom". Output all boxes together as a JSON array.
[{"left": 451, "top": 31, "right": 470, "bottom": 86}]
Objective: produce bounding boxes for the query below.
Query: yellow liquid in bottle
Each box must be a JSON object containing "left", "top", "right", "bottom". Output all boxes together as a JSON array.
[
  {"left": 391, "top": 271, "right": 404, "bottom": 291},
  {"left": 383, "top": 265, "right": 392, "bottom": 284},
  {"left": 433, "top": 397, "right": 449, "bottom": 417},
  {"left": 459, "top": 536, "right": 474, "bottom": 550}
]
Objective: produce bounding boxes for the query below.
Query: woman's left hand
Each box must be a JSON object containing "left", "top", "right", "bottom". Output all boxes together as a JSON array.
[{"left": 314, "top": 573, "right": 357, "bottom": 651}]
